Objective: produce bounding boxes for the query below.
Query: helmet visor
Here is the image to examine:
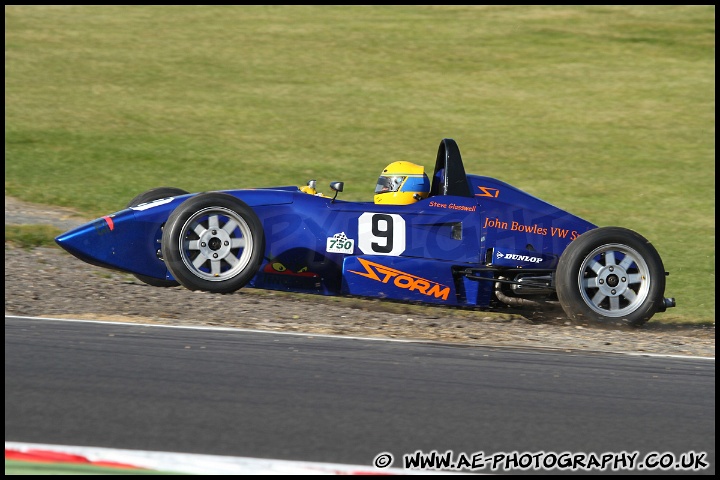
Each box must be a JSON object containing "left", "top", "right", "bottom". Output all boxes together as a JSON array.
[{"left": 375, "top": 175, "right": 406, "bottom": 194}]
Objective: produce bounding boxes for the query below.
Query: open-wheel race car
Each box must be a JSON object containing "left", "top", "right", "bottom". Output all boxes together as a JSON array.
[{"left": 55, "top": 138, "right": 675, "bottom": 326}]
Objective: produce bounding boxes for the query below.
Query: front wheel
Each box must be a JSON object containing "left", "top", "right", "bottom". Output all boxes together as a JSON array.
[
  {"left": 556, "top": 227, "right": 666, "bottom": 327},
  {"left": 126, "top": 187, "right": 189, "bottom": 287},
  {"left": 161, "top": 193, "right": 265, "bottom": 293}
]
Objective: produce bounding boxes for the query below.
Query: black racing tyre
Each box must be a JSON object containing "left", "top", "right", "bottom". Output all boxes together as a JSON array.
[
  {"left": 126, "top": 187, "right": 189, "bottom": 287},
  {"left": 161, "top": 192, "right": 265, "bottom": 293},
  {"left": 126, "top": 187, "right": 189, "bottom": 210},
  {"left": 556, "top": 226, "right": 666, "bottom": 327}
]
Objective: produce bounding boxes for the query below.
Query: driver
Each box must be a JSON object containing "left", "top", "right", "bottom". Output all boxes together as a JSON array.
[{"left": 374, "top": 161, "right": 430, "bottom": 205}]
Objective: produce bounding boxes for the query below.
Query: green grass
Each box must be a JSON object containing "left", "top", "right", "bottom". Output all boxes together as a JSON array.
[
  {"left": 4, "top": 459, "right": 180, "bottom": 475},
  {"left": 5, "top": 225, "right": 65, "bottom": 249},
  {"left": 5, "top": 5, "right": 715, "bottom": 324}
]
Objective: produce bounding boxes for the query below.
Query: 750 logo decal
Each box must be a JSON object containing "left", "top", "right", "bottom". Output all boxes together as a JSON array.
[{"left": 326, "top": 232, "right": 354, "bottom": 254}]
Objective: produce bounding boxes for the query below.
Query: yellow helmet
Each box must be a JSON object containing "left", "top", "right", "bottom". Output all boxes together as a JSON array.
[{"left": 374, "top": 161, "right": 430, "bottom": 205}]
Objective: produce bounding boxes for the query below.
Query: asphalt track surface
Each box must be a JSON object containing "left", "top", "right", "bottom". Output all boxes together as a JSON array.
[{"left": 5, "top": 316, "right": 715, "bottom": 474}]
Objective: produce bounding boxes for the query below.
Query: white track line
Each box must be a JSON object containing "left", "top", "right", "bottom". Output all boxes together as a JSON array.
[{"left": 5, "top": 314, "right": 715, "bottom": 360}]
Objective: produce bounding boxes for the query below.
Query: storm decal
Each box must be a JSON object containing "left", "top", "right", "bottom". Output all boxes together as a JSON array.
[{"left": 347, "top": 258, "right": 450, "bottom": 301}]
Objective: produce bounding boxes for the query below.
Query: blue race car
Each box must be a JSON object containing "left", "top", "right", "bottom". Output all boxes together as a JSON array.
[{"left": 55, "top": 138, "right": 675, "bottom": 326}]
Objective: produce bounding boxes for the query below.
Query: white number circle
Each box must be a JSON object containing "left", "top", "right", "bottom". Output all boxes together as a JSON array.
[{"left": 358, "top": 212, "right": 405, "bottom": 256}]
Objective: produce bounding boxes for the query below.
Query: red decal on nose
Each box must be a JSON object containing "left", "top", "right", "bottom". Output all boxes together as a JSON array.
[{"left": 103, "top": 216, "right": 114, "bottom": 231}]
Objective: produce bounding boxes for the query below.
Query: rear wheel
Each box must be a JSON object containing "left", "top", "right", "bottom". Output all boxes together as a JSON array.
[
  {"left": 556, "top": 227, "right": 666, "bottom": 327},
  {"left": 161, "top": 193, "right": 265, "bottom": 293},
  {"left": 126, "top": 187, "right": 189, "bottom": 287}
]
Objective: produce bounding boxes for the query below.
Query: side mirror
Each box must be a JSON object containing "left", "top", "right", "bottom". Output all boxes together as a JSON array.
[{"left": 329, "top": 182, "right": 344, "bottom": 202}]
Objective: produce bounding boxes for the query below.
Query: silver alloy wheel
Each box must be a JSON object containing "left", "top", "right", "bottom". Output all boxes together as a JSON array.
[
  {"left": 177, "top": 206, "right": 254, "bottom": 282},
  {"left": 577, "top": 243, "right": 650, "bottom": 318}
]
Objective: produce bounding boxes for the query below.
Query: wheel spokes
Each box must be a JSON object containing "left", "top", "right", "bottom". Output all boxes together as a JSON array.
[
  {"left": 191, "top": 221, "right": 206, "bottom": 237},
  {"left": 193, "top": 254, "right": 207, "bottom": 269},
  {"left": 590, "top": 290, "right": 606, "bottom": 307},
  {"left": 604, "top": 250, "right": 617, "bottom": 266},
  {"left": 622, "top": 288, "right": 638, "bottom": 304},
  {"left": 224, "top": 254, "right": 240, "bottom": 267},
  {"left": 222, "top": 218, "right": 238, "bottom": 234},
  {"left": 231, "top": 237, "right": 246, "bottom": 249},
  {"left": 587, "top": 257, "right": 603, "bottom": 274},
  {"left": 210, "top": 259, "right": 221, "bottom": 276},
  {"left": 619, "top": 255, "right": 634, "bottom": 271},
  {"left": 608, "top": 295, "right": 620, "bottom": 312},
  {"left": 208, "top": 214, "right": 220, "bottom": 230}
]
